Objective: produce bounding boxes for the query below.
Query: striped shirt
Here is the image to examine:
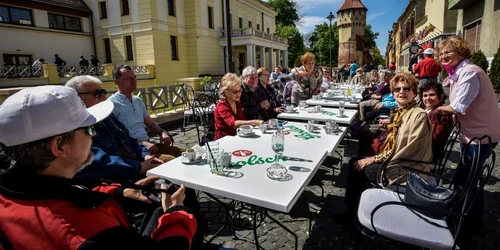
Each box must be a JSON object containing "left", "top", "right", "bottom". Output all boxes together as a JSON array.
[{"left": 108, "top": 93, "right": 150, "bottom": 141}]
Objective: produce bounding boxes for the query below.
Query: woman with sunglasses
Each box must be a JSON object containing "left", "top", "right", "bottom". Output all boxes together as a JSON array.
[
  {"left": 435, "top": 36, "right": 500, "bottom": 228},
  {"left": 341, "top": 73, "right": 432, "bottom": 220},
  {"left": 214, "top": 73, "right": 263, "bottom": 140},
  {"left": 256, "top": 67, "right": 285, "bottom": 119}
]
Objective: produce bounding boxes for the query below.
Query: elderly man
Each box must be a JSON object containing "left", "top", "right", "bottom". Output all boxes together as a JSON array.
[
  {"left": 65, "top": 75, "right": 163, "bottom": 183},
  {"left": 240, "top": 66, "right": 269, "bottom": 120},
  {"left": 108, "top": 65, "right": 184, "bottom": 162},
  {"left": 413, "top": 48, "right": 441, "bottom": 87},
  {"left": 0, "top": 86, "right": 195, "bottom": 249}
]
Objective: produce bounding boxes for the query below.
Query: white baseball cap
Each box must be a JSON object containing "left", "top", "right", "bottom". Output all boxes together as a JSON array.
[
  {"left": 423, "top": 48, "right": 435, "bottom": 55},
  {"left": 0, "top": 86, "right": 113, "bottom": 146}
]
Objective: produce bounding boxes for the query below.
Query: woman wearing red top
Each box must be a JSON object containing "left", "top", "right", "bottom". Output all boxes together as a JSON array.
[{"left": 214, "top": 73, "right": 263, "bottom": 140}]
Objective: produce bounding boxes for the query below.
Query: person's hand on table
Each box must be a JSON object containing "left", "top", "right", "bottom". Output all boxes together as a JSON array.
[
  {"left": 250, "top": 120, "right": 264, "bottom": 126},
  {"left": 355, "top": 157, "right": 375, "bottom": 171},
  {"left": 275, "top": 106, "right": 285, "bottom": 113},
  {"left": 144, "top": 155, "right": 164, "bottom": 164},
  {"left": 123, "top": 176, "right": 160, "bottom": 203},
  {"left": 142, "top": 141, "right": 158, "bottom": 154},
  {"left": 162, "top": 183, "right": 186, "bottom": 212}
]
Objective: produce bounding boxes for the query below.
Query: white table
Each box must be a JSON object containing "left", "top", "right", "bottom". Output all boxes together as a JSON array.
[
  {"left": 277, "top": 107, "right": 357, "bottom": 125},
  {"left": 147, "top": 135, "right": 328, "bottom": 213},
  {"left": 306, "top": 98, "right": 359, "bottom": 109},
  {"left": 321, "top": 93, "right": 363, "bottom": 101}
]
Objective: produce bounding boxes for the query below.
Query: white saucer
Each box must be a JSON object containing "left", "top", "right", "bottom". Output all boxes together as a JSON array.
[
  {"left": 238, "top": 132, "right": 257, "bottom": 137},
  {"left": 181, "top": 157, "right": 206, "bottom": 165}
]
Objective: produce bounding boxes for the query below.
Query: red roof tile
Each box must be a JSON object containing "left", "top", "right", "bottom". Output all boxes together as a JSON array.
[{"left": 337, "top": 0, "right": 367, "bottom": 12}]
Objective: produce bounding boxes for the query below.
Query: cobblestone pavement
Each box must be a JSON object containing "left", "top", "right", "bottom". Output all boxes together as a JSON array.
[{"left": 165, "top": 123, "right": 500, "bottom": 250}]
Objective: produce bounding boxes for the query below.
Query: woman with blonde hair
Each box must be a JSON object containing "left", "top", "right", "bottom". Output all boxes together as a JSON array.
[
  {"left": 214, "top": 73, "right": 263, "bottom": 140},
  {"left": 272, "top": 52, "right": 323, "bottom": 105}
]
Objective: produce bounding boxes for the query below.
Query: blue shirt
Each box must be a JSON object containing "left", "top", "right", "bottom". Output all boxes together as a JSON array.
[{"left": 108, "top": 93, "right": 150, "bottom": 141}]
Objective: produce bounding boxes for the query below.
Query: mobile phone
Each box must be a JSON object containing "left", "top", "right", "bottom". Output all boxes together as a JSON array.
[{"left": 142, "top": 182, "right": 180, "bottom": 203}]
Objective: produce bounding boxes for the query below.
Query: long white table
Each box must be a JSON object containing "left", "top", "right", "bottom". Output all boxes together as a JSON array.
[
  {"left": 305, "top": 98, "right": 359, "bottom": 109},
  {"left": 277, "top": 107, "right": 357, "bottom": 125},
  {"left": 147, "top": 134, "right": 328, "bottom": 213},
  {"left": 321, "top": 93, "right": 363, "bottom": 101}
]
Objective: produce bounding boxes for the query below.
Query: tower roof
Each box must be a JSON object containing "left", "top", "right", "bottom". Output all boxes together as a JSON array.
[{"left": 337, "top": 0, "right": 367, "bottom": 13}]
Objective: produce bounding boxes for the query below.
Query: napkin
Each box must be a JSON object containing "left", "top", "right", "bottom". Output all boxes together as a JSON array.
[{"left": 191, "top": 144, "right": 207, "bottom": 160}]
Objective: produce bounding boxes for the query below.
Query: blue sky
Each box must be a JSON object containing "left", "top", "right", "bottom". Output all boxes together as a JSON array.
[{"left": 281, "top": 0, "right": 408, "bottom": 55}]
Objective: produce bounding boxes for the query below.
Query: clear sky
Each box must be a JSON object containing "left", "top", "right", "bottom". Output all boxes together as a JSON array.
[{"left": 272, "top": 0, "right": 409, "bottom": 55}]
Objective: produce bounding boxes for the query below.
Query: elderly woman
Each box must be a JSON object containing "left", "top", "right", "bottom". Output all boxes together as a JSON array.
[
  {"left": 273, "top": 52, "right": 323, "bottom": 105},
  {"left": 342, "top": 73, "right": 432, "bottom": 219},
  {"left": 214, "top": 73, "right": 263, "bottom": 140},
  {"left": 321, "top": 66, "right": 335, "bottom": 91},
  {"left": 358, "top": 70, "right": 394, "bottom": 122},
  {"left": 256, "top": 67, "right": 284, "bottom": 119},
  {"left": 435, "top": 36, "right": 500, "bottom": 226},
  {"left": 350, "top": 68, "right": 366, "bottom": 85}
]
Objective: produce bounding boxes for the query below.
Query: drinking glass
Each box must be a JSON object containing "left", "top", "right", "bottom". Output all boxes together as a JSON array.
[
  {"left": 299, "top": 100, "right": 306, "bottom": 111},
  {"left": 339, "top": 100, "right": 345, "bottom": 114},
  {"left": 268, "top": 129, "right": 287, "bottom": 180},
  {"left": 206, "top": 141, "right": 222, "bottom": 174}
]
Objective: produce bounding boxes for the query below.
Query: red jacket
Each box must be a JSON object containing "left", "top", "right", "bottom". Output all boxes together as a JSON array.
[
  {"left": 413, "top": 57, "right": 441, "bottom": 78},
  {"left": 0, "top": 173, "right": 196, "bottom": 250},
  {"left": 214, "top": 99, "right": 245, "bottom": 140}
]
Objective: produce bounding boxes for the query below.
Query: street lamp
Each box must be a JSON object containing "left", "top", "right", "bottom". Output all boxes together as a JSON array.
[
  {"left": 347, "top": 37, "right": 352, "bottom": 65},
  {"left": 326, "top": 12, "right": 335, "bottom": 76}
]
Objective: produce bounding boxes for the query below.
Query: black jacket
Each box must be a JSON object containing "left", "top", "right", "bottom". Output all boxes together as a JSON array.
[{"left": 240, "top": 82, "right": 267, "bottom": 120}]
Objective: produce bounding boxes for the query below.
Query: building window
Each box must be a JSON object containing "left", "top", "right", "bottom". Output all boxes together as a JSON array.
[
  {"left": 48, "top": 13, "right": 82, "bottom": 32},
  {"left": 99, "top": 1, "right": 107, "bottom": 19},
  {"left": 2, "top": 54, "right": 32, "bottom": 66},
  {"left": 248, "top": 20, "right": 252, "bottom": 28},
  {"left": 256, "top": 24, "right": 260, "bottom": 31},
  {"left": 121, "top": 0, "right": 129, "bottom": 16},
  {"left": 239, "top": 17, "right": 243, "bottom": 29},
  {"left": 167, "top": 0, "right": 175, "bottom": 16},
  {"left": 170, "top": 36, "right": 179, "bottom": 60},
  {"left": 267, "top": 27, "right": 270, "bottom": 33},
  {"left": 208, "top": 6, "right": 213, "bottom": 29},
  {"left": 125, "top": 35, "right": 133, "bottom": 61},
  {"left": 0, "top": 5, "right": 33, "bottom": 25},
  {"left": 103, "top": 38, "right": 112, "bottom": 63}
]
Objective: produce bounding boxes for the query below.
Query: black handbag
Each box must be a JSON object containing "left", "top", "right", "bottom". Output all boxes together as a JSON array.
[{"left": 403, "top": 171, "right": 457, "bottom": 219}]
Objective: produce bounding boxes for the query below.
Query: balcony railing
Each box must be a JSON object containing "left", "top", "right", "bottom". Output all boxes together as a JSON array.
[
  {"left": 0, "top": 66, "right": 44, "bottom": 78},
  {"left": 219, "top": 28, "right": 288, "bottom": 44},
  {"left": 57, "top": 66, "right": 106, "bottom": 77}
]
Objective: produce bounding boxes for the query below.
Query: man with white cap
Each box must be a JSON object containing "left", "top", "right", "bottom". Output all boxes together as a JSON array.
[
  {"left": 0, "top": 86, "right": 196, "bottom": 249},
  {"left": 413, "top": 48, "right": 442, "bottom": 87}
]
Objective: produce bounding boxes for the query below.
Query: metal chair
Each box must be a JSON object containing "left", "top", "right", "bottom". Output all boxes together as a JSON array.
[{"left": 356, "top": 135, "right": 495, "bottom": 250}]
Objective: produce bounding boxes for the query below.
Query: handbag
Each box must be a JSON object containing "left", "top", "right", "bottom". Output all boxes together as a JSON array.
[{"left": 403, "top": 171, "right": 457, "bottom": 219}]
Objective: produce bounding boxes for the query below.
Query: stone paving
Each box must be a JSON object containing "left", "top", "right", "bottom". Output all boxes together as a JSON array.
[{"left": 164, "top": 122, "right": 500, "bottom": 250}]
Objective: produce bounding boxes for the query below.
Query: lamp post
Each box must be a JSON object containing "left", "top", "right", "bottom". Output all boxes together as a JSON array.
[
  {"left": 347, "top": 37, "right": 352, "bottom": 65},
  {"left": 326, "top": 12, "right": 335, "bottom": 76}
]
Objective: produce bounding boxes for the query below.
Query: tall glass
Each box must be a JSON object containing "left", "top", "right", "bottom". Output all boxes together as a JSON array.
[
  {"left": 268, "top": 127, "right": 287, "bottom": 180},
  {"left": 299, "top": 100, "right": 306, "bottom": 111},
  {"left": 339, "top": 100, "right": 345, "bottom": 116},
  {"left": 206, "top": 141, "right": 222, "bottom": 174}
]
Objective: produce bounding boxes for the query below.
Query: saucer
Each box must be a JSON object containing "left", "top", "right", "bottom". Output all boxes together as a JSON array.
[
  {"left": 181, "top": 157, "right": 206, "bottom": 165},
  {"left": 336, "top": 114, "right": 348, "bottom": 118},
  {"left": 238, "top": 132, "right": 257, "bottom": 138},
  {"left": 283, "top": 109, "right": 298, "bottom": 113}
]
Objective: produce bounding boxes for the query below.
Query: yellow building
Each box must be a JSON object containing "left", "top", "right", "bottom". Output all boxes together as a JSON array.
[{"left": 85, "top": 0, "right": 288, "bottom": 85}]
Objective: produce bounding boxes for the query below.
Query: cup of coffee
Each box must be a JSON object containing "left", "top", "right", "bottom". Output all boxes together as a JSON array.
[
  {"left": 182, "top": 148, "right": 197, "bottom": 161},
  {"left": 268, "top": 118, "right": 278, "bottom": 128},
  {"left": 259, "top": 123, "right": 268, "bottom": 133},
  {"left": 237, "top": 125, "right": 253, "bottom": 135}
]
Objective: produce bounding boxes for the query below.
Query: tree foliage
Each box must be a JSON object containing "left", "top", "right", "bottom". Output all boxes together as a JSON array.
[
  {"left": 489, "top": 47, "right": 500, "bottom": 92},
  {"left": 470, "top": 50, "right": 489, "bottom": 73},
  {"left": 267, "top": 0, "right": 300, "bottom": 26},
  {"left": 371, "top": 47, "right": 386, "bottom": 67},
  {"left": 364, "top": 24, "right": 379, "bottom": 49},
  {"left": 276, "top": 25, "right": 305, "bottom": 68},
  {"left": 309, "top": 22, "right": 339, "bottom": 67}
]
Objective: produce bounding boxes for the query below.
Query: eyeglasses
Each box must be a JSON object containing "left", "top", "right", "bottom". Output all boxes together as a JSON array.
[
  {"left": 228, "top": 88, "right": 243, "bottom": 94},
  {"left": 79, "top": 125, "right": 95, "bottom": 136},
  {"left": 78, "top": 89, "right": 107, "bottom": 98},
  {"left": 393, "top": 87, "right": 412, "bottom": 93}
]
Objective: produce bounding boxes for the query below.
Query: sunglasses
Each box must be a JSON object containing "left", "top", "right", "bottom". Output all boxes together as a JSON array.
[
  {"left": 393, "top": 87, "right": 412, "bottom": 93},
  {"left": 228, "top": 88, "right": 243, "bottom": 94},
  {"left": 79, "top": 125, "right": 95, "bottom": 136},
  {"left": 78, "top": 89, "right": 107, "bottom": 98}
]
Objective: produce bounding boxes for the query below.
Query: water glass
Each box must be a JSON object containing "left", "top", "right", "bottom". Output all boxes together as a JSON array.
[
  {"left": 339, "top": 100, "right": 345, "bottom": 114},
  {"left": 299, "top": 100, "right": 306, "bottom": 111},
  {"left": 315, "top": 105, "right": 322, "bottom": 113},
  {"left": 325, "top": 120, "right": 336, "bottom": 135}
]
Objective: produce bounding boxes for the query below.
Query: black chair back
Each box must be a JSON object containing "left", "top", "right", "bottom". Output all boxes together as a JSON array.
[{"left": 434, "top": 115, "right": 460, "bottom": 175}]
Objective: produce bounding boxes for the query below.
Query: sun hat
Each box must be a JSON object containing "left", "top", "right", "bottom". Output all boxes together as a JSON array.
[{"left": 0, "top": 86, "right": 113, "bottom": 146}]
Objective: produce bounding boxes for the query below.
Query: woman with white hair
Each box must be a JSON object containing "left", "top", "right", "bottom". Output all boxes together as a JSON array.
[{"left": 214, "top": 73, "right": 263, "bottom": 140}]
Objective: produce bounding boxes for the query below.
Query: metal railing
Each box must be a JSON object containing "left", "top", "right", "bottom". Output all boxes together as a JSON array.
[
  {"left": 57, "top": 66, "right": 106, "bottom": 77},
  {"left": 0, "top": 66, "right": 44, "bottom": 78},
  {"left": 219, "top": 28, "right": 288, "bottom": 44}
]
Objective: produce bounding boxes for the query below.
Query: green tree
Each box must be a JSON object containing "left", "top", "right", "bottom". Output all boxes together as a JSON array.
[
  {"left": 309, "top": 22, "right": 339, "bottom": 67},
  {"left": 267, "top": 0, "right": 300, "bottom": 26},
  {"left": 276, "top": 24, "right": 305, "bottom": 68},
  {"left": 371, "top": 47, "right": 386, "bottom": 67},
  {"left": 489, "top": 47, "right": 500, "bottom": 92},
  {"left": 470, "top": 50, "right": 489, "bottom": 73},
  {"left": 364, "top": 24, "right": 379, "bottom": 49}
]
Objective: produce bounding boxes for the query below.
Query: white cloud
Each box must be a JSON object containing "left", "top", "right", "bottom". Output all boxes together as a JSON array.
[
  {"left": 297, "top": 16, "right": 329, "bottom": 34},
  {"left": 367, "top": 11, "right": 386, "bottom": 21}
]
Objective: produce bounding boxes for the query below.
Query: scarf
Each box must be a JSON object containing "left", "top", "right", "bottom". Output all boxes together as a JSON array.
[{"left": 378, "top": 100, "right": 417, "bottom": 153}]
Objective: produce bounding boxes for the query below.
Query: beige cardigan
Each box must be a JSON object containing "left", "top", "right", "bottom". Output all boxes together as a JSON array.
[{"left": 377, "top": 106, "right": 433, "bottom": 185}]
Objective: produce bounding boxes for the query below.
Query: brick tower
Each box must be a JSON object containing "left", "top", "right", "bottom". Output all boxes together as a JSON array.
[{"left": 337, "top": 0, "right": 368, "bottom": 67}]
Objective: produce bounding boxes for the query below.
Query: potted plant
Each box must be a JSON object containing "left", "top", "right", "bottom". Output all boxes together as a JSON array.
[{"left": 489, "top": 47, "right": 500, "bottom": 101}]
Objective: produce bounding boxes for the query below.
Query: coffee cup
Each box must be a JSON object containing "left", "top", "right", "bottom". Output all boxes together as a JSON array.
[
  {"left": 268, "top": 118, "right": 278, "bottom": 128},
  {"left": 259, "top": 123, "right": 268, "bottom": 133},
  {"left": 182, "top": 148, "right": 197, "bottom": 161},
  {"left": 237, "top": 125, "right": 253, "bottom": 135}
]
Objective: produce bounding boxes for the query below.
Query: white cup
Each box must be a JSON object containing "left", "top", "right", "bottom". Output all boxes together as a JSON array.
[
  {"left": 259, "top": 123, "right": 268, "bottom": 133},
  {"left": 268, "top": 118, "right": 278, "bottom": 128},
  {"left": 182, "top": 148, "right": 197, "bottom": 161},
  {"left": 237, "top": 125, "right": 253, "bottom": 135}
]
